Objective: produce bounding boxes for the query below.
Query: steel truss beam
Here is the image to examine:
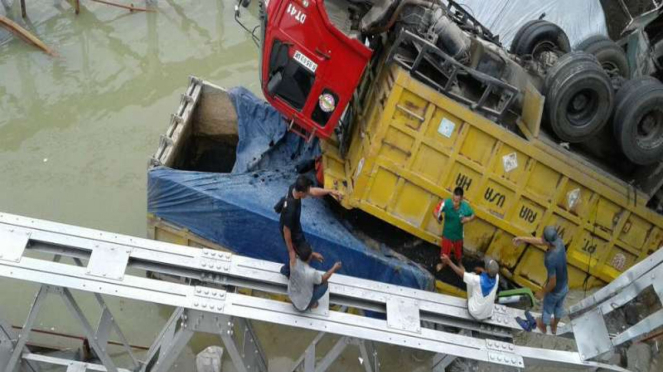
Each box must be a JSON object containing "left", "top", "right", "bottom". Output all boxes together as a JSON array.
[
  {"left": 0, "top": 212, "right": 631, "bottom": 371},
  {"left": 141, "top": 308, "right": 267, "bottom": 372},
  {"left": 0, "top": 213, "right": 550, "bottom": 337},
  {"left": 569, "top": 246, "right": 663, "bottom": 361},
  {"left": 0, "top": 319, "right": 39, "bottom": 372},
  {"left": 0, "top": 282, "right": 137, "bottom": 372},
  {"left": 22, "top": 354, "right": 132, "bottom": 372},
  {"left": 0, "top": 287, "right": 268, "bottom": 372},
  {"left": 288, "top": 331, "right": 380, "bottom": 372}
]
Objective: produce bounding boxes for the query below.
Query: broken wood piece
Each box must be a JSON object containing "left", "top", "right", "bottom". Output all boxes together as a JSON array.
[
  {"left": 90, "top": 0, "right": 154, "bottom": 12},
  {"left": 0, "top": 16, "right": 56, "bottom": 56}
]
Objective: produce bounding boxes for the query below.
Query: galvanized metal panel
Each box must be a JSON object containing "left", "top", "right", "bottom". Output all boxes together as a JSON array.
[
  {"left": 86, "top": 244, "right": 130, "bottom": 281},
  {"left": 0, "top": 229, "right": 29, "bottom": 263},
  {"left": 572, "top": 308, "right": 612, "bottom": 360},
  {"left": 386, "top": 297, "right": 421, "bottom": 334}
]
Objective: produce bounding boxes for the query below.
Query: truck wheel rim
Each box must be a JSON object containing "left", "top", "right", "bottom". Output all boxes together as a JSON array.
[
  {"left": 532, "top": 41, "right": 559, "bottom": 66},
  {"left": 636, "top": 110, "right": 663, "bottom": 150},
  {"left": 566, "top": 89, "right": 597, "bottom": 127},
  {"left": 538, "top": 50, "right": 558, "bottom": 71},
  {"left": 602, "top": 61, "right": 620, "bottom": 78}
]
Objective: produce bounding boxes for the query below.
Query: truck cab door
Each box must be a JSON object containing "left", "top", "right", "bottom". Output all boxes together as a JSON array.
[{"left": 261, "top": 0, "right": 372, "bottom": 139}]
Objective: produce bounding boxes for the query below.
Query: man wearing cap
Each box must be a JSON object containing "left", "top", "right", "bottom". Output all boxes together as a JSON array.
[
  {"left": 440, "top": 254, "right": 500, "bottom": 320},
  {"left": 513, "top": 226, "right": 569, "bottom": 334}
]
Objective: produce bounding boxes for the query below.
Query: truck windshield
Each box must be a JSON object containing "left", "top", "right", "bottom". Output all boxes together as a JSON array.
[{"left": 267, "top": 39, "right": 315, "bottom": 110}]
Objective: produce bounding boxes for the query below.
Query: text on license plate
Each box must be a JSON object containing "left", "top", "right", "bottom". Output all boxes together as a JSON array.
[{"left": 293, "top": 51, "right": 317, "bottom": 73}]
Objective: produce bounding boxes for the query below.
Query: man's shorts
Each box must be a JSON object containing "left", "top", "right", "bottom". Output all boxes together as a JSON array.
[
  {"left": 542, "top": 286, "right": 568, "bottom": 325},
  {"left": 440, "top": 238, "right": 463, "bottom": 261}
]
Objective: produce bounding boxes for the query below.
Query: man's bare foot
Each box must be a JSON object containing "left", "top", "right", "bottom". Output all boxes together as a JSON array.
[
  {"left": 310, "top": 301, "right": 319, "bottom": 309},
  {"left": 551, "top": 322, "right": 558, "bottom": 335},
  {"left": 536, "top": 319, "right": 547, "bottom": 334},
  {"left": 436, "top": 263, "right": 443, "bottom": 272}
]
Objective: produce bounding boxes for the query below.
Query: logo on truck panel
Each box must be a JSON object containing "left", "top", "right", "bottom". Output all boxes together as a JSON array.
[
  {"left": 455, "top": 173, "right": 472, "bottom": 191},
  {"left": 287, "top": 3, "right": 306, "bottom": 24},
  {"left": 484, "top": 187, "right": 506, "bottom": 208},
  {"left": 519, "top": 205, "right": 538, "bottom": 224}
]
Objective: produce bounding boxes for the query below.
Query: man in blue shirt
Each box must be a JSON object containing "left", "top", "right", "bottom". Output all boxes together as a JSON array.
[{"left": 513, "top": 226, "right": 569, "bottom": 334}]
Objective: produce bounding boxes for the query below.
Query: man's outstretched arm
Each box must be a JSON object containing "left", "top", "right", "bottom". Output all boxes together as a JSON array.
[
  {"left": 309, "top": 187, "right": 342, "bottom": 199},
  {"left": 321, "top": 262, "right": 342, "bottom": 284},
  {"left": 513, "top": 236, "right": 547, "bottom": 247},
  {"left": 441, "top": 255, "right": 465, "bottom": 278}
]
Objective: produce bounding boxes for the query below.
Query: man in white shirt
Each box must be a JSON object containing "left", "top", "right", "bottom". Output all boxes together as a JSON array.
[
  {"left": 441, "top": 254, "right": 499, "bottom": 320},
  {"left": 285, "top": 243, "right": 342, "bottom": 311}
]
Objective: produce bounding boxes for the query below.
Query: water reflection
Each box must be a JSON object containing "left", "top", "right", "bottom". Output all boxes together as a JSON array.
[
  {"left": 0, "top": 1, "right": 259, "bottom": 149},
  {"left": 0, "top": 0, "right": 260, "bottom": 236}
]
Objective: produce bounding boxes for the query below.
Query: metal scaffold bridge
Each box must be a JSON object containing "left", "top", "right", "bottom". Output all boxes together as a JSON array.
[{"left": 0, "top": 212, "right": 660, "bottom": 372}]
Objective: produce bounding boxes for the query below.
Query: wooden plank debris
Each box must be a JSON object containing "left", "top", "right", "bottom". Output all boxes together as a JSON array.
[
  {"left": 0, "top": 16, "right": 56, "bottom": 56},
  {"left": 90, "top": 0, "right": 154, "bottom": 12}
]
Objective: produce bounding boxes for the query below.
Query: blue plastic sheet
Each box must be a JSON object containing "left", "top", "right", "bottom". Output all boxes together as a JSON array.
[
  {"left": 230, "top": 87, "right": 320, "bottom": 174},
  {"left": 148, "top": 87, "right": 434, "bottom": 291}
]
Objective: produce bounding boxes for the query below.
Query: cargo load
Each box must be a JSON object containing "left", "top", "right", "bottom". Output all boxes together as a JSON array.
[{"left": 147, "top": 80, "right": 435, "bottom": 291}]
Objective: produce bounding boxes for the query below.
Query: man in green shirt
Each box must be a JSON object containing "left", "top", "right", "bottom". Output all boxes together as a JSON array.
[{"left": 433, "top": 187, "right": 475, "bottom": 271}]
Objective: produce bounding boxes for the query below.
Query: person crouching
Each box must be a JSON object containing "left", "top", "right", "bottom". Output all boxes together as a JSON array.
[
  {"left": 441, "top": 254, "right": 499, "bottom": 320},
  {"left": 284, "top": 244, "right": 342, "bottom": 311}
]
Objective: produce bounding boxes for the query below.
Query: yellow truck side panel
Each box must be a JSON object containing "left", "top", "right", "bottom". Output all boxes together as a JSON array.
[{"left": 323, "top": 65, "right": 663, "bottom": 291}]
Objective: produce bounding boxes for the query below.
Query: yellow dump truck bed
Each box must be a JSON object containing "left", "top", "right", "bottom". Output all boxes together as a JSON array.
[{"left": 322, "top": 64, "right": 663, "bottom": 291}]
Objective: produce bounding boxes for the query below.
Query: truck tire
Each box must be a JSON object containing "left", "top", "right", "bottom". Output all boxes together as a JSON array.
[
  {"left": 576, "top": 35, "right": 629, "bottom": 78},
  {"left": 546, "top": 54, "right": 614, "bottom": 143},
  {"left": 613, "top": 76, "right": 659, "bottom": 113},
  {"left": 544, "top": 52, "right": 598, "bottom": 94},
  {"left": 511, "top": 21, "right": 571, "bottom": 59},
  {"left": 509, "top": 20, "right": 545, "bottom": 54},
  {"left": 613, "top": 81, "right": 663, "bottom": 165}
]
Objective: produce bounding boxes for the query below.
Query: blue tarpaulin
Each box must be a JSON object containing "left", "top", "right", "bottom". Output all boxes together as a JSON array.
[
  {"left": 148, "top": 87, "right": 434, "bottom": 291},
  {"left": 230, "top": 88, "right": 321, "bottom": 174}
]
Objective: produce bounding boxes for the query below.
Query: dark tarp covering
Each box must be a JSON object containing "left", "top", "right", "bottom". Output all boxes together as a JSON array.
[
  {"left": 230, "top": 88, "right": 321, "bottom": 174},
  {"left": 148, "top": 87, "right": 434, "bottom": 291}
]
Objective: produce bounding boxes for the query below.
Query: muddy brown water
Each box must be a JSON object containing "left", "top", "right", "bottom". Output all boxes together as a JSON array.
[{"left": 0, "top": 1, "right": 430, "bottom": 371}]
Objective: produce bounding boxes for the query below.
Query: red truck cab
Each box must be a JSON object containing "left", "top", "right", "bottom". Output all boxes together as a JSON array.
[{"left": 260, "top": 0, "right": 373, "bottom": 140}]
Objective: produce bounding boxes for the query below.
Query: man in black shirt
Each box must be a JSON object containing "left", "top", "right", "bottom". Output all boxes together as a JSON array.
[{"left": 280, "top": 175, "right": 341, "bottom": 277}]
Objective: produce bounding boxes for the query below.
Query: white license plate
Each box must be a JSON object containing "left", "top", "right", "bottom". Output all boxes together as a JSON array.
[{"left": 293, "top": 51, "right": 317, "bottom": 73}]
